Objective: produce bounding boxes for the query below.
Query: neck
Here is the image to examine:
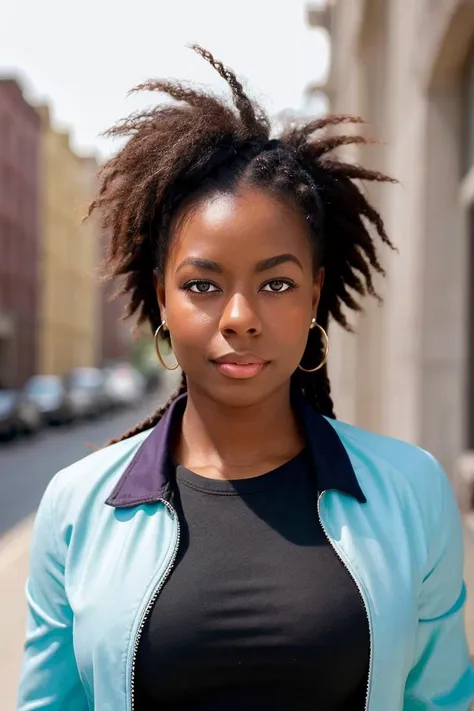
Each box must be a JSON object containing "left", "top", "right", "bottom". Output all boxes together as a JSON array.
[{"left": 176, "top": 382, "right": 304, "bottom": 480}]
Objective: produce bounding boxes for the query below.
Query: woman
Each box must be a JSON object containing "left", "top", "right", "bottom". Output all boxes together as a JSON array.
[{"left": 18, "top": 47, "right": 474, "bottom": 710}]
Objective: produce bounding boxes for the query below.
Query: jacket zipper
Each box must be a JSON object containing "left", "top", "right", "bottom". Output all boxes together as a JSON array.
[
  {"left": 129, "top": 499, "right": 181, "bottom": 711},
  {"left": 128, "top": 494, "right": 372, "bottom": 710},
  {"left": 317, "top": 491, "right": 373, "bottom": 711}
]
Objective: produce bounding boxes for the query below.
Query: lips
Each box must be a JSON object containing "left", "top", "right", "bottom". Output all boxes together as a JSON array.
[{"left": 211, "top": 353, "right": 269, "bottom": 380}]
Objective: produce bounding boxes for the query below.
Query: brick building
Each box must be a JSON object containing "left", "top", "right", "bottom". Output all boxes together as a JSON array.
[
  {"left": 99, "top": 230, "right": 132, "bottom": 365},
  {"left": 0, "top": 79, "right": 40, "bottom": 387}
]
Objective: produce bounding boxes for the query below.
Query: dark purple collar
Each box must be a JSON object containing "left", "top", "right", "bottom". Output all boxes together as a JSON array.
[{"left": 106, "top": 394, "right": 366, "bottom": 508}]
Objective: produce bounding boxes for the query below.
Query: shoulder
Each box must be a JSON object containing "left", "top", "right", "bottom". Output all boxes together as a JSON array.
[
  {"left": 328, "top": 416, "right": 437, "bottom": 471},
  {"left": 326, "top": 417, "right": 451, "bottom": 519},
  {"left": 45, "top": 429, "right": 153, "bottom": 519}
]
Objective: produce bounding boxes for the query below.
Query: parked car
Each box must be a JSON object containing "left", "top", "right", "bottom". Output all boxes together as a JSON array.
[
  {"left": 0, "top": 389, "right": 42, "bottom": 440},
  {"left": 102, "top": 363, "right": 146, "bottom": 409},
  {"left": 65, "top": 367, "right": 109, "bottom": 419},
  {"left": 23, "top": 375, "right": 74, "bottom": 425}
]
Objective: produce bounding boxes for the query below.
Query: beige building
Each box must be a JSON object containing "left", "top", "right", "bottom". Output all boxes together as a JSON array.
[
  {"left": 307, "top": 0, "right": 474, "bottom": 509},
  {"left": 37, "top": 107, "right": 100, "bottom": 376}
]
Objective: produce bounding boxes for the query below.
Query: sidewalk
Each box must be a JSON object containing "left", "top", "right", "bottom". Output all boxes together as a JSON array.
[
  {"left": 2, "top": 521, "right": 474, "bottom": 710},
  {"left": 466, "top": 528, "right": 474, "bottom": 651},
  {"left": 0, "top": 516, "right": 34, "bottom": 711}
]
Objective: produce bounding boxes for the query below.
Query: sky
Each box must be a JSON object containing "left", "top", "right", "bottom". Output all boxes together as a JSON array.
[{"left": 0, "top": 0, "right": 329, "bottom": 159}]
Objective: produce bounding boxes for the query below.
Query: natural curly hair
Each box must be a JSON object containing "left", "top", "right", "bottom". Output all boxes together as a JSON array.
[{"left": 89, "top": 45, "right": 396, "bottom": 444}]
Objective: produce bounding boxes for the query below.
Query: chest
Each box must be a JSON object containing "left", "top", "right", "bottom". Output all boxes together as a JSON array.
[
  {"left": 135, "top": 472, "right": 371, "bottom": 706},
  {"left": 67, "top": 484, "right": 419, "bottom": 710}
]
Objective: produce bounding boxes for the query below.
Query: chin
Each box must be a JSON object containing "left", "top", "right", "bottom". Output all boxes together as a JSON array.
[
  {"left": 189, "top": 370, "right": 289, "bottom": 409},
  {"left": 213, "top": 387, "right": 267, "bottom": 409}
]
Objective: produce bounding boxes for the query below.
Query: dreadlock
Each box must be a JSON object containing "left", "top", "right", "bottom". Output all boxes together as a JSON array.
[{"left": 89, "top": 45, "right": 396, "bottom": 445}]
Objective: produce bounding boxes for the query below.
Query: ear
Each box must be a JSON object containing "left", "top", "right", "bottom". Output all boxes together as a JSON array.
[
  {"left": 153, "top": 270, "right": 167, "bottom": 324},
  {"left": 312, "top": 267, "right": 325, "bottom": 316}
]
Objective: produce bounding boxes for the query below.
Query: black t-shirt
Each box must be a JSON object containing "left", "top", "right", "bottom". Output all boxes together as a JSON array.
[{"left": 135, "top": 450, "right": 369, "bottom": 710}]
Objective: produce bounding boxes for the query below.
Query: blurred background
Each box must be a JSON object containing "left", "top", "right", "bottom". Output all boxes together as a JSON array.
[{"left": 1, "top": 0, "right": 474, "bottom": 707}]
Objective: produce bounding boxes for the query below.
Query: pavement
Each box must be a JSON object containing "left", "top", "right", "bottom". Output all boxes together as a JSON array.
[
  {"left": 0, "top": 516, "right": 33, "bottom": 711},
  {"left": 0, "top": 378, "right": 473, "bottom": 709},
  {"left": 464, "top": 527, "right": 474, "bottom": 651}
]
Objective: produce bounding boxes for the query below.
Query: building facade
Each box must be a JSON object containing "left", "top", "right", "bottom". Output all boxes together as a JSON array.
[
  {"left": 0, "top": 80, "right": 40, "bottom": 387},
  {"left": 37, "top": 106, "right": 100, "bottom": 376},
  {"left": 100, "top": 285, "right": 131, "bottom": 366},
  {"left": 308, "top": 0, "right": 474, "bottom": 508}
]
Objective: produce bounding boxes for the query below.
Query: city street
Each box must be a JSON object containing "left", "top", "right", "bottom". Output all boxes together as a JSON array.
[
  {"left": 0, "top": 406, "right": 153, "bottom": 536},
  {"left": 0, "top": 372, "right": 178, "bottom": 536}
]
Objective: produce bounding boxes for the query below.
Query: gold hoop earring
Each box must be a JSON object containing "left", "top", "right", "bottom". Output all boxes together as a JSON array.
[
  {"left": 154, "top": 321, "right": 179, "bottom": 371},
  {"left": 298, "top": 319, "right": 329, "bottom": 373}
]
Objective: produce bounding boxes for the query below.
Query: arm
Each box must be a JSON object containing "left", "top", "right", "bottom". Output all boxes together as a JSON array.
[
  {"left": 404, "top": 457, "right": 474, "bottom": 710},
  {"left": 17, "top": 476, "right": 88, "bottom": 710}
]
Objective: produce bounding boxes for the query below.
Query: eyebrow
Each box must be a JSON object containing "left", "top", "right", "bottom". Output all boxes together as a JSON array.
[
  {"left": 176, "top": 257, "right": 223, "bottom": 274},
  {"left": 255, "top": 253, "right": 304, "bottom": 272},
  {"left": 176, "top": 253, "right": 304, "bottom": 275}
]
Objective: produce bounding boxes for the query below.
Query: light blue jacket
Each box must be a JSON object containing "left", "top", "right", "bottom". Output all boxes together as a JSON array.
[{"left": 17, "top": 395, "right": 474, "bottom": 710}]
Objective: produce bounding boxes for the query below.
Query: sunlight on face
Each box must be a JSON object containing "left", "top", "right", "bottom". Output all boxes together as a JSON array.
[{"left": 157, "top": 187, "right": 323, "bottom": 407}]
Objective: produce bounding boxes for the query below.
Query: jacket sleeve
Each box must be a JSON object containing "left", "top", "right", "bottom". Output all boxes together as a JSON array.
[
  {"left": 17, "top": 476, "right": 88, "bottom": 710},
  {"left": 404, "top": 456, "right": 474, "bottom": 710}
]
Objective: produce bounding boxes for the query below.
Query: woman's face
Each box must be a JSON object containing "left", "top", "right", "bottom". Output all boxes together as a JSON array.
[{"left": 156, "top": 186, "right": 323, "bottom": 408}]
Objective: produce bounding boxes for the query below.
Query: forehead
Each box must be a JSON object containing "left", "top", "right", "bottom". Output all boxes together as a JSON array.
[{"left": 167, "top": 188, "right": 313, "bottom": 268}]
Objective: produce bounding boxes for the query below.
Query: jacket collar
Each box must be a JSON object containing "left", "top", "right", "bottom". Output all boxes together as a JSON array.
[{"left": 105, "top": 394, "right": 366, "bottom": 508}]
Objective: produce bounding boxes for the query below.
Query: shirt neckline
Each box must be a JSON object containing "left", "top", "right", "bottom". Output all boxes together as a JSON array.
[{"left": 175, "top": 449, "right": 308, "bottom": 496}]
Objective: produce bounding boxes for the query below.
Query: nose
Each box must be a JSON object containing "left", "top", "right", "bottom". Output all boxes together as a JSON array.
[{"left": 219, "top": 293, "right": 262, "bottom": 338}]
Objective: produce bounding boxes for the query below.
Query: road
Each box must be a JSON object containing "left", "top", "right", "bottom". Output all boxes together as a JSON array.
[{"left": 0, "top": 371, "right": 181, "bottom": 536}]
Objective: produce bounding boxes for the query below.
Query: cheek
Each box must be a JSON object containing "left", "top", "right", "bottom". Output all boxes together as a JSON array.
[
  {"left": 165, "top": 291, "right": 215, "bottom": 347},
  {"left": 264, "top": 287, "right": 314, "bottom": 333},
  {"left": 269, "top": 302, "right": 312, "bottom": 352}
]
